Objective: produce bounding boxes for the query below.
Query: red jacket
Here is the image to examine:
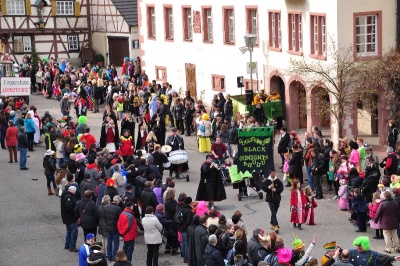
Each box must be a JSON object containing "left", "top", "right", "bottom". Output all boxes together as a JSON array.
[
  {"left": 6, "top": 126, "right": 18, "bottom": 147},
  {"left": 120, "top": 136, "right": 134, "bottom": 156},
  {"left": 117, "top": 208, "right": 138, "bottom": 241},
  {"left": 80, "top": 133, "right": 96, "bottom": 149}
]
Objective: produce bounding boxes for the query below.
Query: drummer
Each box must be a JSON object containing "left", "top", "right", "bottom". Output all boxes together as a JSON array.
[
  {"left": 165, "top": 128, "right": 186, "bottom": 178},
  {"left": 152, "top": 144, "right": 170, "bottom": 176}
]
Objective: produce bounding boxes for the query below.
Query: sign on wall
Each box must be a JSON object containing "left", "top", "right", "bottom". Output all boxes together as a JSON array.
[
  {"left": 246, "top": 62, "right": 258, "bottom": 74},
  {"left": 1, "top": 77, "right": 31, "bottom": 96},
  {"left": 237, "top": 126, "right": 274, "bottom": 176}
]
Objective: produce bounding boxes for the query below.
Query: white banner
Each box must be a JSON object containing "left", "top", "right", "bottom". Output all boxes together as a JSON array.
[
  {"left": 246, "top": 62, "right": 258, "bottom": 74},
  {"left": 1, "top": 77, "right": 31, "bottom": 96}
]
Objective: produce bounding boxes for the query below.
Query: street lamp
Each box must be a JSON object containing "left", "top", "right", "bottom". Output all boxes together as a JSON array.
[{"left": 241, "top": 34, "right": 258, "bottom": 93}]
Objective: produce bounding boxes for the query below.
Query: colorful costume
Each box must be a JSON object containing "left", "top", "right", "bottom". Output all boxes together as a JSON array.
[
  {"left": 338, "top": 183, "right": 349, "bottom": 210},
  {"left": 119, "top": 135, "right": 134, "bottom": 157},
  {"left": 290, "top": 189, "right": 306, "bottom": 224},
  {"left": 304, "top": 195, "right": 317, "bottom": 225}
]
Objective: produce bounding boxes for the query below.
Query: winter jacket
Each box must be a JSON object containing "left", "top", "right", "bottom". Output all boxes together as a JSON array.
[
  {"left": 374, "top": 198, "right": 400, "bottom": 230},
  {"left": 205, "top": 244, "right": 225, "bottom": 266},
  {"left": 218, "top": 232, "right": 234, "bottom": 258},
  {"left": 224, "top": 99, "right": 233, "bottom": 116},
  {"left": 61, "top": 190, "right": 77, "bottom": 224},
  {"left": 253, "top": 107, "right": 266, "bottom": 124},
  {"left": 117, "top": 208, "right": 138, "bottom": 241},
  {"left": 104, "top": 186, "right": 118, "bottom": 203},
  {"left": 134, "top": 175, "right": 147, "bottom": 200},
  {"left": 388, "top": 125, "right": 398, "bottom": 149},
  {"left": 311, "top": 154, "right": 326, "bottom": 176},
  {"left": 98, "top": 203, "right": 107, "bottom": 236},
  {"left": 176, "top": 203, "right": 194, "bottom": 232},
  {"left": 80, "top": 133, "right": 97, "bottom": 150},
  {"left": 361, "top": 168, "right": 381, "bottom": 203},
  {"left": 142, "top": 214, "right": 163, "bottom": 244},
  {"left": 164, "top": 198, "right": 177, "bottom": 220},
  {"left": 304, "top": 144, "right": 315, "bottom": 167},
  {"left": 289, "top": 150, "right": 303, "bottom": 176},
  {"left": 173, "top": 104, "right": 184, "bottom": 120},
  {"left": 103, "top": 202, "right": 122, "bottom": 234},
  {"left": 195, "top": 224, "right": 209, "bottom": 262},
  {"left": 348, "top": 170, "right": 362, "bottom": 190},
  {"left": 352, "top": 194, "right": 368, "bottom": 213},
  {"left": 229, "top": 126, "right": 238, "bottom": 145},
  {"left": 5, "top": 126, "right": 18, "bottom": 147},
  {"left": 113, "top": 172, "right": 126, "bottom": 195},
  {"left": 43, "top": 155, "right": 57, "bottom": 176},
  {"left": 24, "top": 118, "right": 35, "bottom": 133},
  {"left": 80, "top": 179, "right": 93, "bottom": 198},
  {"left": 368, "top": 200, "right": 381, "bottom": 220},
  {"left": 141, "top": 188, "right": 158, "bottom": 217},
  {"left": 17, "top": 131, "right": 29, "bottom": 149},
  {"left": 247, "top": 236, "right": 261, "bottom": 265},
  {"left": 75, "top": 198, "right": 99, "bottom": 229},
  {"left": 262, "top": 176, "right": 284, "bottom": 203},
  {"left": 53, "top": 140, "right": 64, "bottom": 159},
  {"left": 85, "top": 163, "right": 102, "bottom": 191}
]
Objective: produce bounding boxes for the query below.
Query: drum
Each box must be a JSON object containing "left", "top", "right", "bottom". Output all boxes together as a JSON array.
[{"left": 168, "top": 150, "right": 188, "bottom": 164}]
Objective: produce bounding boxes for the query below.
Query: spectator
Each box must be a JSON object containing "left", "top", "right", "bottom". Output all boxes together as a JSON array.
[
  {"left": 205, "top": 234, "right": 225, "bottom": 266},
  {"left": 142, "top": 206, "right": 163, "bottom": 266},
  {"left": 117, "top": 202, "right": 138, "bottom": 262},
  {"left": 61, "top": 186, "right": 78, "bottom": 252},
  {"left": 104, "top": 195, "right": 123, "bottom": 262}
]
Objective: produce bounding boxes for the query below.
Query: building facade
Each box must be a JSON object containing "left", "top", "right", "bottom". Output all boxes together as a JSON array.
[
  {"left": 138, "top": 0, "right": 396, "bottom": 145},
  {"left": 0, "top": 0, "right": 139, "bottom": 66}
]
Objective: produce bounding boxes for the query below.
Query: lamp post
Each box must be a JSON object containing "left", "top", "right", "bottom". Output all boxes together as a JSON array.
[{"left": 243, "top": 34, "right": 257, "bottom": 92}]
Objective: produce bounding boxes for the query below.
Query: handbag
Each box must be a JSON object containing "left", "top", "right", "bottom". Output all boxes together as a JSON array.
[{"left": 76, "top": 202, "right": 89, "bottom": 227}]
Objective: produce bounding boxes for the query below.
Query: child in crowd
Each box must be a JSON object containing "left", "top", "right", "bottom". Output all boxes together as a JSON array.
[
  {"left": 351, "top": 188, "right": 368, "bottom": 232},
  {"left": 304, "top": 186, "right": 317, "bottom": 225},
  {"left": 283, "top": 152, "right": 291, "bottom": 187},
  {"left": 290, "top": 180, "right": 306, "bottom": 230},
  {"left": 337, "top": 179, "right": 349, "bottom": 211},
  {"left": 368, "top": 191, "right": 383, "bottom": 239}
]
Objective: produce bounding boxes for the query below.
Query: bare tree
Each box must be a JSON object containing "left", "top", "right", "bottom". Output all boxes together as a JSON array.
[{"left": 288, "top": 41, "right": 378, "bottom": 138}]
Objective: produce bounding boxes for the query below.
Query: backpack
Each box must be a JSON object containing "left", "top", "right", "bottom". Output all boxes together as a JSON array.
[
  {"left": 119, "top": 211, "right": 134, "bottom": 236},
  {"left": 174, "top": 207, "right": 185, "bottom": 224},
  {"left": 199, "top": 122, "right": 205, "bottom": 133}
]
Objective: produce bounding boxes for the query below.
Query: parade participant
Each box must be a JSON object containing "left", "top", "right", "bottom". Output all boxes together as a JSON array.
[
  {"left": 196, "top": 113, "right": 212, "bottom": 153},
  {"left": 100, "top": 117, "right": 118, "bottom": 153},
  {"left": 136, "top": 117, "right": 149, "bottom": 150},
  {"left": 290, "top": 235, "right": 317, "bottom": 266},
  {"left": 121, "top": 112, "right": 135, "bottom": 146},
  {"left": 119, "top": 129, "right": 134, "bottom": 160},
  {"left": 165, "top": 128, "right": 188, "bottom": 178},
  {"left": 290, "top": 180, "right": 306, "bottom": 230},
  {"left": 183, "top": 102, "right": 194, "bottom": 136},
  {"left": 151, "top": 108, "right": 166, "bottom": 146},
  {"left": 195, "top": 155, "right": 226, "bottom": 209},
  {"left": 151, "top": 144, "right": 169, "bottom": 176},
  {"left": 262, "top": 169, "right": 284, "bottom": 234},
  {"left": 320, "top": 241, "right": 336, "bottom": 265},
  {"left": 211, "top": 137, "right": 230, "bottom": 161},
  {"left": 304, "top": 186, "right": 317, "bottom": 225},
  {"left": 78, "top": 233, "right": 96, "bottom": 266},
  {"left": 61, "top": 186, "right": 79, "bottom": 252},
  {"left": 80, "top": 127, "right": 97, "bottom": 150},
  {"left": 349, "top": 236, "right": 400, "bottom": 265}
]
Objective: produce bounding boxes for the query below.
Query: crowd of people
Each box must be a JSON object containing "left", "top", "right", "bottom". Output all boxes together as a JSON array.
[{"left": 2, "top": 52, "right": 400, "bottom": 266}]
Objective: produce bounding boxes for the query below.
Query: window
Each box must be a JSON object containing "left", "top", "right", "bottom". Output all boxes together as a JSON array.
[
  {"left": 6, "top": 0, "right": 25, "bottom": 15},
  {"left": 164, "top": 7, "right": 173, "bottom": 40},
  {"left": 212, "top": 75, "right": 225, "bottom": 92},
  {"left": 56, "top": 1, "right": 74, "bottom": 16},
  {"left": 288, "top": 13, "right": 302, "bottom": 54},
  {"left": 13, "top": 36, "right": 32, "bottom": 53},
  {"left": 183, "top": 7, "right": 192, "bottom": 41},
  {"left": 310, "top": 14, "right": 327, "bottom": 59},
  {"left": 223, "top": 7, "right": 235, "bottom": 44},
  {"left": 355, "top": 14, "right": 378, "bottom": 56},
  {"left": 147, "top": 6, "right": 156, "bottom": 39},
  {"left": 67, "top": 35, "right": 79, "bottom": 51},
  {"left": 269, "top": 11, "right": 282, "bottom": 50},
  {"left": 246, "top": 7, "right": 258, "bottom": 45},
  {"left": 155, "top": 66, "right": 167, "bottom": 81},
  {"left": 202, "top": 8, "right": 213, "bottom": 42}
]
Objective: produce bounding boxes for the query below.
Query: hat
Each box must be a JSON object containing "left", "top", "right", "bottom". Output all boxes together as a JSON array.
[
  {"left": 341, "top": 155, "right": 348, "bottom": 160},
  {"left": 201, "top": 113, "right": 210, "bottom": 121},
  {"left": 364, "top": 144, "right": 373, "bottom": 151},
  {"left": 289, "top": 131, "right": 297, "bottom": 138},
  {"left": 171, "top": 128, "right": 178, "bottom": 132},
  {"left": 45, "top": 149, "right": 55, "bottom": 156},
  {"left": 161, "top": 145, "right": 172, "bottom": 153},
  {"left": 206, "top": 154, "right": 212, "bottom": 160},
  {"left": 156, "top": 204, "right": 165, "bottom": 213},
  {"left": 277, "top": 248, "right": 293, "bottom": 263},
  {"left": 74, "top": 144, "right": 83, "bottom": 153},
  {"left": 76, "top": 153, "right": 86, "bottom": 161},
  {"left": 106, "top": 178, "right": 115, "bottom": 187},
  {"left": 292, "top": 235, "right": 304, "bottom": 249},
  {"left": 86, "top": 233, "right": 95, "bottom": 240},
  {"left": 323, "top": 241, "right": 336, "bottom": 251},
  {"left": 9, "top": 110, "right": 16, "bottom": 117},
  {"left": 125, "top": 201, "right": 133, "bottom": 208},
  {"left": 63, "top": 93, "right": 68, "bottom": 98},
  {"left": 258, "top": 234, "right": 271, "bottom": 243}
]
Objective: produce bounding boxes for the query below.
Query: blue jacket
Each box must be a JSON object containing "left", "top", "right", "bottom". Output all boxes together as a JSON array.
[
  {"left": 78, "top": 243, "right": 92, "bottom": 266},
  {"left": 60, "top": 62, "right": 66, "bottom": 73},
  {"left": 24, "top": 118, "right": 36, "bottom": 133}
]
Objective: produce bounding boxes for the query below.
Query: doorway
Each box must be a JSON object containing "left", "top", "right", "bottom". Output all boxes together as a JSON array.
[
  {"left": 185, "top": 63, "right": 197, "bottom": 98},
  {"left": 108, "top": 37, "right": 129, "bottom": 66},
  {"left": 299, "top": 84, "right": 307, "bottom": 128},
  {"left": 270, "top": 75, "right": 286, "bottom": 121}
]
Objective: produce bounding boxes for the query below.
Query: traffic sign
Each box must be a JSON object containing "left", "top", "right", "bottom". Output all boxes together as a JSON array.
[{"left": 246, "top": 62, "right": 258, "bottom": 74}]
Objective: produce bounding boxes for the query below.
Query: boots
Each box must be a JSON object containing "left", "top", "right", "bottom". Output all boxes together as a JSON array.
[
  {"left": 298, "top": 224, "right": 303, "bottom": 230},
  {"left": 274, "top": 225, "right": 280, "bottom": 234},
  {"left": 47, "top": 187, "right": 55, "bottom": 196},
  {"left": 327, "top": 185, "right": 333, "bottom": 191},
  {"left": 54, "top": 187, "right": 59, "bottom": 196}
]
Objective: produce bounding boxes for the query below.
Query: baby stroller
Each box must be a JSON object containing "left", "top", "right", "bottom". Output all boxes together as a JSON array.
[
  {"left": 229, "top": 166, "right": 264, "bottom": 201},
  {"left": 161, "top": 225, "right": 181, "bottom": 255},
  {"left": 212, "top": 157, "right": 231, "bottom": 186}
]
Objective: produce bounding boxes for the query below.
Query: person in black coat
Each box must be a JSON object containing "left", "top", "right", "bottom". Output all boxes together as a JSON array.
[
  {"left": 172, "top": 99, "right": 185, "bottom": 133},
  {"left": 75, "top": 190, "right": 99, "bottom": 240},
  {"left": 277, "top": 127, "right": 290, "bottom": 168},
  {"left": 104, "top": 179, "right": 119, "bottom": 203},
  {"left": 195, "top": 155, "right": 227, "bottom": 209},
  {"left": 134, "top": 174, "right": 147, "bottom": 200},
  {"left": 262, "top": 169, "right": 284, "bottom": 233},
  {"left": 187, "top": 215, "right": 200, "bottom": 266},
  {"left": 361, "top": 159, "right": 381, "bottom": 203},
  {"left": 194, "top": 216, "right": 209, "bottom": 266},
  {"left": 182, "top": 102, "right": 194, "bottom": 136},
  {"left": 388, "top": 120, "right": 398, "bottom": 151},
  {"left": 99, "top": 115, "right": 119, "bottom": 150},
  {"left": 205, "top": 235, "right": 225, "bottom": 266},
  {"left": 311, "top": 151, "right": 326, "bottom": 199},
  {"left": 348, "top": 168, "right": 362, "bottom": 190},
  {"left": 323, "top": 139, "right": 333, "bottom": 190},
  {"left": 121, "top": 113, "right": 135, "bottom": 147},
  {"left": 151, "top": 109, "right": 166, "bottom": 146},
  {"left": 61, "top": 186, "right": 79, "bottom": 252},
  {"left": 253, "top": 103, "right": 267, "bottom": 125},
  {"left": 141, "top": 181, "right": 158, "bottom": 218},
  {"left": 103, "top": 195, "right": 122, "bottom": 261},
  {"left": 43, "top": 149, "right": 57, "bottom": 195},
  {"left": 288, "top": 144, "right": 303, "bottom": 185}
]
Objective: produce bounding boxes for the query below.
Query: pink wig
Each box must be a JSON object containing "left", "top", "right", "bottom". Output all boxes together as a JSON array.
[{"left": 195, "top": 201, "right": 209, "bottom": 216}]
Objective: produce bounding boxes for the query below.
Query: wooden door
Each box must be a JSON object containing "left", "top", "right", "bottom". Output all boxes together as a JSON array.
[
  {"left": 320, "top": 93, "right": 331, "bottom": 127},
  {"left": 185, "top": 63, "right": 197, "bottom": 98},
  {"left": 108, "top": 38, "right": 129, "bottom": 66},
  {"left": 299, "top": 85, "right": 307, "bottom": 128}
]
